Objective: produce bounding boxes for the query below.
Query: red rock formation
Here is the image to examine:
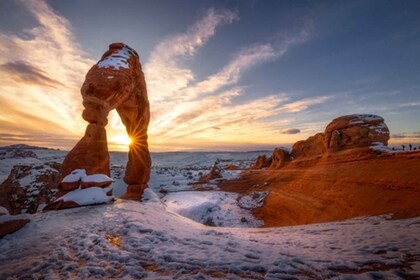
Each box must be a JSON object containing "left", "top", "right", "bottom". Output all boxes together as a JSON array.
[
  {"left": 199, "top": 161, "right": 222, "bottom": 183},
  {"left": 291, "top": 133, "right": 326, "bottom": 159},
  {"left": 57, "top": 43, "right": 151, "bottom": 203},
  {"left": 269, "top": 148, "right": 291, "bottom": 169},
  {"left": 291, "top": 114, "right": 389, "bottom": 160},
  {"left": 251, "top": 155, "right": 272, "bottom": 169},
  {"left": 0, "top": 217, "right": 30, "bottom": 238},
  {"left": 324, "top": 114, "right": 389, "bottom": 152}
]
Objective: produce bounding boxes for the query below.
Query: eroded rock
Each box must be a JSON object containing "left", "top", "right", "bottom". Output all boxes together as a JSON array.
[
  {"left": 269, "top": 148, "right": 291, "bottom": 169},
  {"left": 324, "top": 114, "right": 390, "bottom": 152},
  {"left": 55, "top": 43, "right": 151, "bottom": 206}
]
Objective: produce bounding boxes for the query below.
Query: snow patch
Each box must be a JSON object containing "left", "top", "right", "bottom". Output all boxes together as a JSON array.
[
  {"left": 238, "top": 191, "right": 269, "bottom": 209},
  {"left": 97, "top": 46, "right": 134, "bottom": 70},
  {"left": 57, "top": 187, "right": 113, "bottom": 206},
  {"left": 62, "top": 169, "right": 113, "bottom": 184},
  {"left": 163, "top": 191, "right": 264, "bottom": 227}
]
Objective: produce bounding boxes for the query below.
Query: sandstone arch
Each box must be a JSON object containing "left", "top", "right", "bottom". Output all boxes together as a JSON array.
[{"left": 59, "top": 43, "right": 151, "bottom": 200}]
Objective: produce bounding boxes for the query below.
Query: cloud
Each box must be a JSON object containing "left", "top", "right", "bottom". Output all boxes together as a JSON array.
[
  {"left": 145, "top": 8, "right": 238, "bottom": 103},
  {"left": 0, "top": 61, "right": 65, "bottom": 88},
  {"left": 0, "top": 1, "right": 322, "bottom": 151},
  {"left": 143, "top": 10, "right": 316, "bottom": 150},
  {"left": 391, "top": 132, "right": 420, "bottom": 139},
  {"left": 0, "top": 0, "right": 94, "bottom": 149},
  {"left": 398, "top": 101, "right": 420, "bottom": 108},
  {"left": 281, "top": 128, "right": 301, "bottom": 134}
]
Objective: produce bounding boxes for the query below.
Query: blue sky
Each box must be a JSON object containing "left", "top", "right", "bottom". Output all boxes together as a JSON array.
[{"left": 0, "top": 0, "right": 419, "bottom": 151}]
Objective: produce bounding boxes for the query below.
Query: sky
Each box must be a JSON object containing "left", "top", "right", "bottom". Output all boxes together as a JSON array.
[{"left": 0, "top": 0, "right": 419, "bottom": 152}]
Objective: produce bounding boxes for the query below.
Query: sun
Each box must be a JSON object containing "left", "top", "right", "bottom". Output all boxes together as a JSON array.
[{"left": 111, "top": 134, "right": 133, "bottom": 147}]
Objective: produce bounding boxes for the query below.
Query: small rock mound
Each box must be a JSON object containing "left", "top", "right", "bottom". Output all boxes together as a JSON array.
[
  {"left": 251, "top": 155, "right": 272, "bottom": 169},
  {"left": 199, "top": 161, "right": 222, "bottom": 182},
  {"left": 269, "top": 148, "right": 291, "bottom": 169},
  {"left": 0, "top": 207, "right": 30, "bottom": 238}
]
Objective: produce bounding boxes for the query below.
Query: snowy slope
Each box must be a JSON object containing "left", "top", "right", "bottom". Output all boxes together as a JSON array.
[{"left": 0, "top": 198, "right": 419, "bottom": 279}]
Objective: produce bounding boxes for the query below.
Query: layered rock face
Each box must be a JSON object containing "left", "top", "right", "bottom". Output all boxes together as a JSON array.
[
  {"left": 251, "top": 155, "right": 272, "bottom": 169},
  {"left": 324, "top": 114, "right": 389, "bottom": 152},
  {"left": 58, "top": 43, "right": 151, "bottom": 203},
  {"left": 292, "top": 114, "right": 389, "bottom": 159},
  {"left": 269, "top": 148, "right": 291, "bottom": 169}
]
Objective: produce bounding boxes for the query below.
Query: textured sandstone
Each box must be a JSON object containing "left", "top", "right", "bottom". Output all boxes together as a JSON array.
[
  {"left": 291, "top": 133, "right": 326, "bottom": 159},
  {"left": 251, "top": 155, "right": 272, "bottom": 169},
  {"left": 324, "top": 114, "right": 389, "bottom": 152},
  {"left": 269, "top": 148, "right": 291, "bottom": 169},
  {"left": 291, "top": 114, "right": 389, "bottom": 159}
]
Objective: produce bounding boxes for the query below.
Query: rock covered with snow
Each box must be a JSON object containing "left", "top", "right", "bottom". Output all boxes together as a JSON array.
[
  {"left": 269, "top": 147, "right": 291, "bottom": 169},
  {"left": 45, "top": 169, "right": 114, "bottom": 211},
  {"left": 324, "top": 114, "right": 390, "bottom": 152},
  {"left": 60, "top": 169, "right": 114, "bottom": 190},
  {"left": 60, "top": 42, "right": 151, "bottom": 201},
  {"left": 0, "top": 163, "right": 60, "bottom": 214},
  {"left": 238, "top": 191, "right": 269, "bottom": 209}
]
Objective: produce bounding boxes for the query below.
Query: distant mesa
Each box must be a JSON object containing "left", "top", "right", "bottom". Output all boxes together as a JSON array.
[{"left": 46, "top": 43, "right": 151, "bottom": 210}]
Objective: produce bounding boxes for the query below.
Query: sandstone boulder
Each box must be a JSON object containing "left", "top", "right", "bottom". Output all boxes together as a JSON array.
[
  {"left": 291, "top": 133, "right": 326, "bottom": 159},
  {"left": 269, "top": 148, "right": 291, "bottom": 169},
  {"left": 291, "top": 114, "right": 390, "bottom": 159},
  {"left": 0, "top": 216, "right": 30, "bottom": 238},
  {"left": 251, "top": 155, "right": 272, "bottom": 169},
  {"left": 324, "top": 114, "right": 390, "bottom": 152}
]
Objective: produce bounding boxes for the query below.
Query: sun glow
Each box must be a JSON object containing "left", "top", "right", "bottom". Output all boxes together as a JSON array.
[{"left": 110, "top": 134, "right": 133, "bottom": 149}]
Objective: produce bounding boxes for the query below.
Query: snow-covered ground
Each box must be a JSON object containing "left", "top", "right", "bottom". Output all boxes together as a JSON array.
[
  {"left": 1, "top": 146, "right": 419, "bottom": 278},
  {"left": 0, "top": 198, "right": 419, "bottom": 279}
]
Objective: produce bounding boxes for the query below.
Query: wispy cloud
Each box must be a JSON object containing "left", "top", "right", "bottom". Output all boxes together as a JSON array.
[
  {"left": 0, "top": 61, "right": 65, "bottom": 88},
  {"left": 0, "top": 0, "right": 94, "bottom": 148},
  {"left": 0, "top": 1, "right": 323, "bottom": 151},
  {"left": 145, "top": 8, "right": 238, "bottom": 103},
  {"left": 143, "top": 11, "right": 317, "bottom": 150},
  {"left": 391, "top": 132, "right": 420, "bottom": 139}
]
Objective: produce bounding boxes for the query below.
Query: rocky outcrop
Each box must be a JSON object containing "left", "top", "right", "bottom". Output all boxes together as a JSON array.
[
  {"left": 291, "top": 133, "right": 326, "bottom": 159},
  {"left": 0, "top": 206, "right": 30, "bottom": 238},
  {"left": 0, "top": 163, "right": 60, "bottom": 214},
  {"left": 269, "top": 148, "right": 291, "bottom": 169},
  {"left": 251, "top": 155, "right": 272, "bottom": 169},
  {"left": 324, "top": 114, "right": 389, "bottom": 152},
  {"left": 0, "top": 216, "right": 30, "bottom": 238},
  {"left": 291, "top": 114, "right": 389, "bottom": 160},
  {"left": 199, "top": 161, "right": 222, "bottom": 183},
  {"left": 57, "top": 42, "right": 151, "bottom": 204}
]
